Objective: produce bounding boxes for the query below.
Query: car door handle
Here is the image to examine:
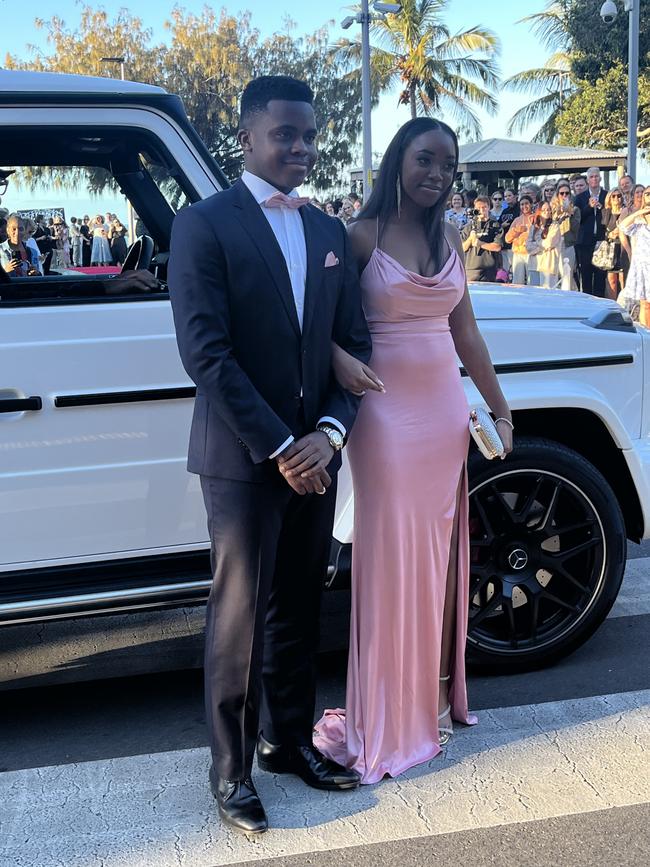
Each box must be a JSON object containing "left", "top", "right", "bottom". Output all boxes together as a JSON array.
[{"left": 0, "top": 396, "right": 42, "bottom": 413}]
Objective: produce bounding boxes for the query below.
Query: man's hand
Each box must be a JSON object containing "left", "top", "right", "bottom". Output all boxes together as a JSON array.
[
  {"left": 106, "top": 269, "right": 160, "bottom": 295},
  {"left": 276, "top": 440, "right": 332, "bottom": 494},
  {"left": 279, "top": 432, "right": 335, "bottom": 481}
]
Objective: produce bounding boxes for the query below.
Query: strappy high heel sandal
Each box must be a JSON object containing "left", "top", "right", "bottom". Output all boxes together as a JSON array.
[{"left": 438, "top": 675, "right": 453, "bottom": 746}]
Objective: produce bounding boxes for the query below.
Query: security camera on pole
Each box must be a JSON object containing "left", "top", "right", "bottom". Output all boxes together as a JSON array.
[
  {"left": 599, "top": 0, "right": 640, "bottom": 179},
  {"left": 341, "top": 2, "right": 402, "bottom": 203}
]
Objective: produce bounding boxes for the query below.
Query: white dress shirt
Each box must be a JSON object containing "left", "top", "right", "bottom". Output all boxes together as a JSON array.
[{"left": 240, "top": 171, "right": 345, "bottom": 458}]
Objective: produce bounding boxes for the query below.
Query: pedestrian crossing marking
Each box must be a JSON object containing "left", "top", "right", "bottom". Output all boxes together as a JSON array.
[{"left": 2, "top": 690, "right": 649, "bottom": 867}]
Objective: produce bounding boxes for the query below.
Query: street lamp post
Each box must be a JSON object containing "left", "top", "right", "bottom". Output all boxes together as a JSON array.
[
  {"left": 361, "top": 0, "right": 373, "bottom": 202},
  {"left": 600, "top": 0, "right": 640, "bottom": 178},
  {"left": 625, "top": 0, "right": 640, "bottom": 179},
  {"left": 342, "top": 3, "right": 402, "bottom": 203},
  {"left": 100, "top": 56, "right": 125, "bottom": 82}
]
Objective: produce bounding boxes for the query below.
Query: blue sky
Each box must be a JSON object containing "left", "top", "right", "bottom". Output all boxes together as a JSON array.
[
  {"left": 2, "top": 0, "right": 553, "bottom": 149},
  {"left": 2, "top": 0, "right": 647, "bottom": 216}
]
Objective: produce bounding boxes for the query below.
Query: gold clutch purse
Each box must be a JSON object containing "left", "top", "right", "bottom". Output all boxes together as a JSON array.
[{"left": 469, "top": 408, "right": 505, "bottom": 460}]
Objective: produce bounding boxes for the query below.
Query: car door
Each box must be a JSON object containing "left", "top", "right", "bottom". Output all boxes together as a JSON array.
[{"left": 0, "top": 106, "right": 221, "bottom": 573}]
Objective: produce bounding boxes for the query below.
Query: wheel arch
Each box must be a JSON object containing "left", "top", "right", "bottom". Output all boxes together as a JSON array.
[{"left": 510, "top": 407, "right": 643, "bottom": 542}]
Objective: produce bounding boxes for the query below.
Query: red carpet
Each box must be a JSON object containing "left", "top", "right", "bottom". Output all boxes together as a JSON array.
[{"left": 68, "top": 266, "right": 121, "bottom": 275}]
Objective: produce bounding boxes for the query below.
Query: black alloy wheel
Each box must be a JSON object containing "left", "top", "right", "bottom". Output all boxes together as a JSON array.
[{"left": 466, "top": 437, "right": 626, "bottom": 671}]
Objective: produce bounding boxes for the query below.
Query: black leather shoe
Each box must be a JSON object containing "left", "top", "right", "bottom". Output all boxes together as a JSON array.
[
  {"left": 209, "top": 765, "right": 268, "bottom": 834},
  {"left": 257, "top": 735, "right": 360, "bottom": 791}
]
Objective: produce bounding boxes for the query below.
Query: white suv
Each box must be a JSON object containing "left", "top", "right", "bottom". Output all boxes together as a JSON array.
[{"left": 2, "top": 70, "right": 649, "bottom": 672}]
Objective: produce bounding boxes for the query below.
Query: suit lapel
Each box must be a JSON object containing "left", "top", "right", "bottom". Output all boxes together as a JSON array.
[
  {"left": 231, "top": 180, "right": 301, "bottom": 338},
  {"left": 300, "top": 204, "right": 326, "bottom": 339}
]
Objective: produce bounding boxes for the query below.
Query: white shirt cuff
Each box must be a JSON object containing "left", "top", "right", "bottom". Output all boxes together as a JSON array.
[
  {"left": 317, "top": 417, "right": 346, "bottom": 438},
  {"left": 269, "top": 435, "right": 294, "bottom": 460}
]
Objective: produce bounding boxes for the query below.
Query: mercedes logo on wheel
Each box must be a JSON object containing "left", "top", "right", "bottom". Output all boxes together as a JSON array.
[{"left": 508, "top": 548, "right": 528, "bottom": 570}]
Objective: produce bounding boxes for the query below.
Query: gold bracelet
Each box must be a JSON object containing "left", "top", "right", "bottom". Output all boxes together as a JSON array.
[{"left": 495, "top": 417, "right": 514, "bottom": 430}]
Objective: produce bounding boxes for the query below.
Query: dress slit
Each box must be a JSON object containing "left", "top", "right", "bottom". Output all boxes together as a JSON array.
[{"left": 437, "top": 463, "right": 466, "bottom": 724}]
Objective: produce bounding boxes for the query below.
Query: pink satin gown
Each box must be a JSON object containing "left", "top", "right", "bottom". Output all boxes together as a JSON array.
[{"left": 315, "top": 243, "right": 477, "bottom": 784}]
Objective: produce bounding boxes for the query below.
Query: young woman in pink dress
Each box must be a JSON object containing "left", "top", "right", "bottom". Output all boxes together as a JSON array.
[{"left": 313, "top": 118, "right": 513, "bottom": 784}]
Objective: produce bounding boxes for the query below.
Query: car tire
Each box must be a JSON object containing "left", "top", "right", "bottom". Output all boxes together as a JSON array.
[{"left": 466, "top": 436, "right": 626, "bottom": 672}]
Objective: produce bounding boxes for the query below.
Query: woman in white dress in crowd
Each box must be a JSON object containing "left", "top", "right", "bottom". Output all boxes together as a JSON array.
[
  {"left": 525, "top": 201, "right": 561, "bottom": 288},
  {"left": 618, "top": 186, "right": 650, "bottom": 323},
  {"left": 90, "top": 214, "right": 112, "bottom": 266},
  {"left": 550, "top": 180, "right": 580, "bottom": 291}
]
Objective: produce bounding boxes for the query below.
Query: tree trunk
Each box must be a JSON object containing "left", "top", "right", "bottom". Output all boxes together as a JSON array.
[{"left": 409, "top": 82, "right": 417, "bottom": 119}]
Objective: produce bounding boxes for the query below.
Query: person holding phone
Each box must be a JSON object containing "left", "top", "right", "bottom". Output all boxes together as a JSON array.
[{"left": 0, "top": 214, "right": 40, "bottom": 276}]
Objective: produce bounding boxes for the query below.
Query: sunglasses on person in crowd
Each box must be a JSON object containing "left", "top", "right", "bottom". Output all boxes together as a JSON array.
[
  {"left": 558, "top": 191, "right": 571, "bottom": 196},
  {"left": 492, "top": 196, "right": 503, "bottom": 201},
  {"left": 611, "top": 194, "right": 623, "bottom": 199}
]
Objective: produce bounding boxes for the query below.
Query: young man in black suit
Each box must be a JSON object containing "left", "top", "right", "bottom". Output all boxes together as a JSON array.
[
  {"left": 168, "top": 76, "right": 371, "bottom": 834},
  {"left": 574, "top": 166, "right": 608, "bottom": 296}
]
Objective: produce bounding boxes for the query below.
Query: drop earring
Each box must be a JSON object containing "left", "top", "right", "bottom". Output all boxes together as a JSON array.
[{"left": 396, "top": 174, "right": 402, "bottom": 219}]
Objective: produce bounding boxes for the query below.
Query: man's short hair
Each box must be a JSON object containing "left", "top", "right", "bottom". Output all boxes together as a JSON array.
[
  {"left": 240, "top": 76, "right": 314, "bottom": 128},
  {"left": 475, "top": 195, "right": 490, "bottom": 206}
]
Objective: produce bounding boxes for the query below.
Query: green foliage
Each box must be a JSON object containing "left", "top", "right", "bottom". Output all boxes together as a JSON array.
[
  {"left": 507, "top": 0, "right": 650, "bottom": 151},
  {"left": 558, "top": 0, "right": 650, "bottom": 82},
  {"left": 4, "top": 5, "right": 361, "bottom": 192},
  {"left": 557, "top": 63, "right": 650, "bottom": 151}
]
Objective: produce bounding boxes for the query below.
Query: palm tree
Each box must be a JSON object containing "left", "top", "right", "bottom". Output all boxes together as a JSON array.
[
  {"left": 504, "top": 3, "right": 575, "bottom": 142},
  {"left": 505, "top": 52, "right": 575, "bottom": 142},
  {"left": 333, "top": 0, "right": 500, "bottom": 139}
]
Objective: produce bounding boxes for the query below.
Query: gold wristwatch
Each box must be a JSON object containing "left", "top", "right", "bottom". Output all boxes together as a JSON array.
[{"left": 317, "top": 424, "right": 344, "bottom": 452}]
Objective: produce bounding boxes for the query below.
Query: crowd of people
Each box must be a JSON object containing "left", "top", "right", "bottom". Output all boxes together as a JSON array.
[
  {"left": 311, "top": 194, "right": 362, "bottom": 223},
  {"left": 311, "top": 169, "right": 650, "bottom": 318},
  {"left": 441, "top": 170, "right": 650, "bottom": 319},
  {"left": 0, "top": 210, "right": 130, "bottom": 275}
]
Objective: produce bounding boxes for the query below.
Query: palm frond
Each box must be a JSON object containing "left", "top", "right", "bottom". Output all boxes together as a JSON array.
[
  {"left": 504, "top": 66, "right": 572, "bottom": 96},
  {"left": 517, "top": 5, "right": 568, "bottom": 51},
  {"left": 434, "top": 27, "right": 501, "bottom": 60},
  {"left": 434, "top": 54, "right": 501, "bottom": 91},
  {"left": 434, "top": 70, "right": 499, "bottom": 114},
  {"left": 506, "top": 91, "right": 561, "bottom": 137}
]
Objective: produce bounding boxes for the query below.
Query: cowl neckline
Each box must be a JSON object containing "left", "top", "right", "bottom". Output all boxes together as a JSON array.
[{"left": 370, "top": 245, "right": 459, "bottom": 285}]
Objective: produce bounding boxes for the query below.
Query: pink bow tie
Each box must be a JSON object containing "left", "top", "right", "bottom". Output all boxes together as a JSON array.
[{"left": 263, "top": 192, "right": 310, "bottom": 210}]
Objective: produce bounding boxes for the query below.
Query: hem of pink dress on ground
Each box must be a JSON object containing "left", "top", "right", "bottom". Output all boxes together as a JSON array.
[{"left": 314, "top": 707, "right": 478, "bottom": 785}]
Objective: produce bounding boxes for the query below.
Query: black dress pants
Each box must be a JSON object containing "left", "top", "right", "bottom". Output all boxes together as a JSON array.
[
  {"left": 200, "top": 472, "right": 337, "bottom": 780},
  {"left": 576, "top": 244, "right": 605, "bottom": 296}
]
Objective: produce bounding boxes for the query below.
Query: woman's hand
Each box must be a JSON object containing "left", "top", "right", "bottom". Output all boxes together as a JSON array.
[
  {"left": 496, "top": 418, "right": 514, "bottom": 458},
  {"left": 332, "top": 343, "right": 385, "bottom": 396}
]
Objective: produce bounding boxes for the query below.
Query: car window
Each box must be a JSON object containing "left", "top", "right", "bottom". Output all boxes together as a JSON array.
[{"left": 0, "top": 126, "right": 198, "bottom": 306}]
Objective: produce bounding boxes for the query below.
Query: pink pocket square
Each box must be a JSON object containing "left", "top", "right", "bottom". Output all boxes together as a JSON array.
[{"left": 324, "top": 251, "right": 339, "bottom": 267}]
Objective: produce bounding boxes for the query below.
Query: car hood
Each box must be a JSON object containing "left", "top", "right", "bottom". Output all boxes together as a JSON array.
[{"left": 469, "top": 283, "right": 620, "bottom": 320}]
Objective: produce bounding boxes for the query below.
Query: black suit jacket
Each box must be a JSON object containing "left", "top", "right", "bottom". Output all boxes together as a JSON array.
[
  {"left": 168, "top": 180, "right": 371, "bottom": 481},
  {"left": 575, "top": 188, "right": 607, "bottom": 246}
]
